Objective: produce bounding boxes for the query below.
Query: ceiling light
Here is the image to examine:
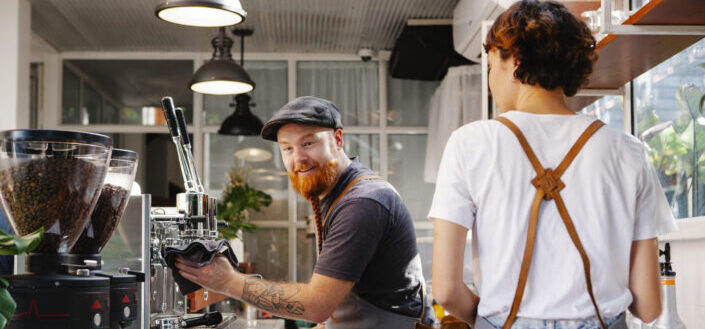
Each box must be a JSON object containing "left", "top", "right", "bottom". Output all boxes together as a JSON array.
[
  {"left": 234, "top": 147, "right": 272, "bottom": 162},
  {"left": 218, "top": 93, "right": 264, "bottom": 136},
  {"left": 155, "top": 0, "right": 247, "bottom": 27},
  {"left": 190, "top": 27, "right": 255, "bottom": 95}
]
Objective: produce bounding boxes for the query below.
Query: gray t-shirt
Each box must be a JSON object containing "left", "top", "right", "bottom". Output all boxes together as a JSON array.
[{"left": 314, "top": 158, "right": 434, "bottom": 325}]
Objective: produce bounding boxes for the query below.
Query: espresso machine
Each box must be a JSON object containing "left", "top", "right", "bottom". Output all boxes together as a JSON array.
[
  {"left": 70, "top": 148, "right": 142, "bottom": 329},
  {"left": 147, "top": 97, "right": 226, "bottom": 329},
  {"left": 0, "top": 129, "right": 113, "bottom": 329}
]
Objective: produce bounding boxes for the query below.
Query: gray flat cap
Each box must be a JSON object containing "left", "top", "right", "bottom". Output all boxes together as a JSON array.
[{"left": 261, "top": 96, "right": 343, "bottom": 141}]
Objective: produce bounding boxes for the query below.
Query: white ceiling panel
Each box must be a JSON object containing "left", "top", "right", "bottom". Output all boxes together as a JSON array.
[{"left": 30, "top": 0, "right": 459, "bottom": 53}]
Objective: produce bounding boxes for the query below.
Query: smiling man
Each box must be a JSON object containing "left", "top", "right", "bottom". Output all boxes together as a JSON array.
[{"left": 176, "top": 96, "right": 434, "bottom": 329}]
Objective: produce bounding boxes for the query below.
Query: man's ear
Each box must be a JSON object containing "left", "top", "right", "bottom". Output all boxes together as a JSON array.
[{"left": 333, "top": 129, "right": 344, "bottom": 149}]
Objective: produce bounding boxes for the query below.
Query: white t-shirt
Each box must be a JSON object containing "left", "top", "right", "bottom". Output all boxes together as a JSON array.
[{"left": 428, "top": 111, "right": 678, "bottom": 320}]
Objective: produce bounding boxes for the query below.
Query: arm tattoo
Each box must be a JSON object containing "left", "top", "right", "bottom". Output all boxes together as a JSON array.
[{"left": 241, "top": 277, "right": 305, "bottom": 316}]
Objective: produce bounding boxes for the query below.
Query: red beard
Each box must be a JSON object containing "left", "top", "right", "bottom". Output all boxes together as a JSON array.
[{"left": 289, "top": 159, "right": 339, "bottom": 200}]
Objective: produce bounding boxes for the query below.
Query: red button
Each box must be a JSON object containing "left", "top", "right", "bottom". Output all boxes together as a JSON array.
[
  {"left": 122, "top": 295, "right": 130, "bottom": 303},
  {"left": 91, "top": 300, "right": 101, "bottom": 310}
]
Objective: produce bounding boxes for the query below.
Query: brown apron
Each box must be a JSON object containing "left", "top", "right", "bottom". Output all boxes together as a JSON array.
[
  {"left": 480, "top": 117, "right": 624, "bottom": 329},
  {"left": 320, "top": 175, "right": 432, "bottom": 329}
]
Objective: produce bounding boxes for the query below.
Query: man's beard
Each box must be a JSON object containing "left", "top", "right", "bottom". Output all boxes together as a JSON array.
[{"left": 289, "top": 159, "right": 339, "bottom": 200}]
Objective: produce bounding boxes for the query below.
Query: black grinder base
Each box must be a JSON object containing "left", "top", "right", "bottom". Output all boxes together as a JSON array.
[{"left": 4, "top": 272, "right": 110, "bottom": 329}]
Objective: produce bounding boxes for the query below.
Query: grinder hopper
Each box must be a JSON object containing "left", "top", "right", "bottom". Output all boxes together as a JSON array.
[
  {"left": 0, "top": 130, "right": 111, "bottom": 255},
  {"left": 71, "top": 148, "right": 138, "bottom": 256}
]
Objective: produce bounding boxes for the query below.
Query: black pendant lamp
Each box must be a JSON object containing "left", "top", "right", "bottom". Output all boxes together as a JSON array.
[
  {"left": 155, "top": 0, "right": 247, "bottom": 27},
  {"left": 190, "top": 28, "right": 255, "bottom": 95},
  {"left": 218, "top": 93, "right": 263, "bottom": 135}
]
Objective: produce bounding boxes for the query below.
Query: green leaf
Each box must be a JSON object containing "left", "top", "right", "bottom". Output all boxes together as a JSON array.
[
  {"left": 0, "top": 285, "right": 16, "bottom": 329},
  {"left": 0, "top": 228, "right": 44, "bottom": 256},
  {"left": 676, "top": 83, "right": 705, "bottom": 120}
]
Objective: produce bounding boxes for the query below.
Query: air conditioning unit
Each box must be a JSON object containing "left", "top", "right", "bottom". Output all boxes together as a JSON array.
[{"left": 453, "top": 0, "right": 517, "bottom": 61}]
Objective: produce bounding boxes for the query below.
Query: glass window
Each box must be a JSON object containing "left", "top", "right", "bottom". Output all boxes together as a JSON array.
[
  {"left": 204, "top": 61, "right": 288, "bottom": 126},
  {"left": 579, "top": 95, "right": 624, "bottom": 129},
  {"left": 243, "top": 228, "right": 289, "bottom": 281},
  {"left": 94, "top": 133, "right": 192, "bottom": 207},
  {"left": 297, "top": 229, "right": 316, "bottom": 282},
  {"left": 82, "top": 84, "right": 102, "bottom": 124},
  {"left": 30, "top": 63, "right": 41, "bottom": 129},
  {"left": 208, "top": 134, "right": 288, "bottom": 221},
  {"left": 297, "top": 61, "right": 379, "bottom": 126},
  {"left": 62, "top": 60, "right": 194, "bottom": 125},
  {"left": 387, "top": 77, "right": 439, "bottom": 126},
  {"left": 388, "top": 134, "right": 434, "bottom": 222},
  {"left": 62, "top": 68, "right": 81, "bottom": 124},
  {"left": 633, "top": 38, "right": 705, "bottom": 219}
]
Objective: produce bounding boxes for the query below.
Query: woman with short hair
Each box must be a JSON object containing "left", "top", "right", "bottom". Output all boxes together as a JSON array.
[{"left": 429, "top": 1, "right": 677, "bottom": 328}]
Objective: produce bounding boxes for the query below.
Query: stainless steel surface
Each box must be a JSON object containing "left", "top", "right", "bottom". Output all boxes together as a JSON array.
[
  {"left": 101, "top": 97, "right": 222, "bottom": 328},
  {"left": 76, "top": 268, "right": 91, "bottom": 277},
  {"left": 148, "top": 98, "right": 221, "bottom": 328},
  {"left": 651, "top": 275, "right": 686, "bottom": 329}
]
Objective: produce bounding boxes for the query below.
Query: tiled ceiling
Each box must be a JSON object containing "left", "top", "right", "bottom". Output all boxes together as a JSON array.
[{"left": 29, "top": 0, "right": 459, "bottom": 53}]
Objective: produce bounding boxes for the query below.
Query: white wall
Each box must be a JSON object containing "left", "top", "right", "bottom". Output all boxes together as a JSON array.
[{"left": 0, "top": 0, "right": 31, "bottom": 130}]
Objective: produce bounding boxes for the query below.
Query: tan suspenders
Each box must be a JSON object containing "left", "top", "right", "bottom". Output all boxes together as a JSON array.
[{"left": 493, "top": 116, "right": 607, "bottom": 329}]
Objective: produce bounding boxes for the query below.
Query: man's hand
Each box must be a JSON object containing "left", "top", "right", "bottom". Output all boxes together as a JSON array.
[{"left": 175, "top": 254, "right": 240, "bottom": 295}]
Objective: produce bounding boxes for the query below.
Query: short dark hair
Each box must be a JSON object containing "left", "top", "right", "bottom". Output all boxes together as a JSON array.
[{"left": 483, "top": 0, "right": 597, "bottom": 96}]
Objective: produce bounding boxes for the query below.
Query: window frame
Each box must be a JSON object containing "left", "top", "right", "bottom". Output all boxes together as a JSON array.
[{"left": 43, "top": 51, "right": 434, "bottom": 281}]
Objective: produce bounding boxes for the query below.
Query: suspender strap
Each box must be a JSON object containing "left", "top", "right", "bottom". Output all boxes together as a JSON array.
[
  {"left": 493, "top": 117, "right": 606, "bottom": 329},
  {"left": 321, "top": 175, "right": 384, "bottom": 230}
]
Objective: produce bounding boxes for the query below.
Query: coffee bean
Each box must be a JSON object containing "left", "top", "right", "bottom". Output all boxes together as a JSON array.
[
  {"left": 71, "top": 184, "right": 130, "bottom": 254},
  {"left": 0, "top": 158, "right": 106, "bottom": 253}
]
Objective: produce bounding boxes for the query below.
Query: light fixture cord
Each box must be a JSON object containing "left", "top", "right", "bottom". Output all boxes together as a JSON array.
[{"left": 240, "top": 32, "right": 245, "bottom": 67}]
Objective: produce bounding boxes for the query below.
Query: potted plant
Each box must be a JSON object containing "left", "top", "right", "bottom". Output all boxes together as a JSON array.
[
  {"left": 217, "top": 166, "right": 272, "bottom": 240},
  {"left": 0, "top": 227, "right": 43, "bottom": 328}
]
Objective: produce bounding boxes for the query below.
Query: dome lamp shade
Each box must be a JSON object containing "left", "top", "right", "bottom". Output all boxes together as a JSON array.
[{"left": 155, "top": 0, "right": 247, "bottom": 27}]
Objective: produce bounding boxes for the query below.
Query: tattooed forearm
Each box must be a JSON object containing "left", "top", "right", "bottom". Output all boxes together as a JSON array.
[{"left": 241, "top": 277, "right": 305, "bottom": 316}]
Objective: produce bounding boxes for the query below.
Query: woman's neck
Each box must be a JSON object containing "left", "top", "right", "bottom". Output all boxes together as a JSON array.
[{"left": 505, "top": 85, "right": 575, "bottom": 115}]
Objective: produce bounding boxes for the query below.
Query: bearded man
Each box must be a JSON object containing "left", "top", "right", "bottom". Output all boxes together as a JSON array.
[{"left": 175, "top": 96, "right": 435, "bottom": 329}]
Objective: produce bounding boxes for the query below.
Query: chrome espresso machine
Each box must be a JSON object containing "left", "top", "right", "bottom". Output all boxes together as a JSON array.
[{"left": 145, "top": 97, "right": 230, "bottom": 329}]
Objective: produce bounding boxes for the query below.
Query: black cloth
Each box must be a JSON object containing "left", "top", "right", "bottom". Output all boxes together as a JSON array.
[
  {"left": 261, "top": 96, "right": 343, "bottom": 141},
  {"left": 164, "top": 239, "right": 239, "bottom": 295},
  {"left": 314, "top": 158, "right": 434, "bottom": 325}
]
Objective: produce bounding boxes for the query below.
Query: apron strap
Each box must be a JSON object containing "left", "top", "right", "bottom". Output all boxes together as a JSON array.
[
  {"left": 493, "top": 117, "right": 606, "bottom": 329},
  {"left": 322, "top": 175, "right": 384, "bottom": 230}
]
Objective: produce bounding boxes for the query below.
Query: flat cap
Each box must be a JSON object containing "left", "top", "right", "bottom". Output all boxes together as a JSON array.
[{"left": 261, "top": 96, "right": 343, "bottom": 141}]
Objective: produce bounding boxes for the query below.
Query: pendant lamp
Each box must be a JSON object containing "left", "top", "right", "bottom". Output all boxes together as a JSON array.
[
  {"left": 218, "top": 93, "right": 264, "bottom": 136},
  {"left": 190, "top": 28, "right": 255, "bottom": 95},
  {"left": 155, "top": 0, "right": 247, "bottom": 27}
]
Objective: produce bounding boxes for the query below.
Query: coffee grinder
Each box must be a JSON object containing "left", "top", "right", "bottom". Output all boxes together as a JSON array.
[
  {"left": 0, "top": 129, "right": 112, "bottom": 329},
  {"left": 70, "top": 148, "right": 142, "bottom": 329}
]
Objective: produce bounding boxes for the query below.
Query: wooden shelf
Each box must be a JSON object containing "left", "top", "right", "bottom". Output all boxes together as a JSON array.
[{"left": 585, "top": 0, "right": 705, "bottom": 89}]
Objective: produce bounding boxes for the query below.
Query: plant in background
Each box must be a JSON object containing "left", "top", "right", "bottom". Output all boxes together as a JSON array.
[
  {"left": 217, "top": 167, "right": 272, "bottom": 240},
  {"left": 0, "top": 228, "right": 43, "bottom": 329},
  {"left": 638, "top": 68, "right": 705, "bottom": 217}
]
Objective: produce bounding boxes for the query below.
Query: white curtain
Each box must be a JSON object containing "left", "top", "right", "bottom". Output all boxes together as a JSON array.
[
  {"left": 424, "top": 65, "right": 483, "bottom": 183},
  {"left": 296, "top": 61, "right": 379, "bottom": 126}
]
